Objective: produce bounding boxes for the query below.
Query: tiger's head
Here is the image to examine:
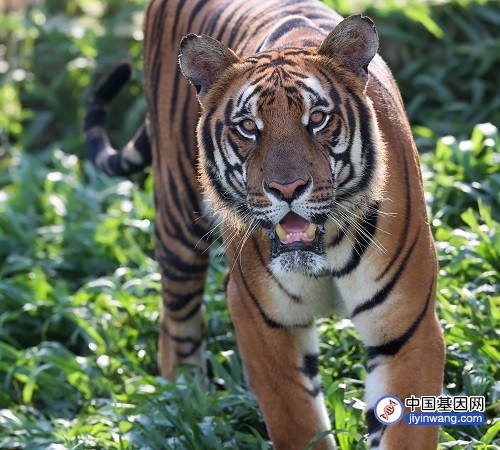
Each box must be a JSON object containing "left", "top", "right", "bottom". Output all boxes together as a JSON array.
[{"left": 179, "top": 15, "right": 386, "bottom": 276}]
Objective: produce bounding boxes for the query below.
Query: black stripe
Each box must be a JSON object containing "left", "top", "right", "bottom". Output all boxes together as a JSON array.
[
  {"left": 376, "top": 155, "right": 411, "bottom": 281},
  {"left": 169, "top": 68, "right": 182, "bottom": 122},
  {"left": 282, "top": 48, "right": 317, "bottom": 57},
  {"left": 369, "top": 70, "right": 400, "bottom": 109},
  {"left": 176, "top": 338, "right": 203, "bottom": 358},
  {"left": 200, "top": 109, "right": 217, "bottom": 166},
  {"left": 160, "top": 264, "right": 201, "bottom": 283},
  {"left": 210, "top": 0, "right": 237, "bottom": 39},
  {"left": 226, "top": 135, "right": 246, "bottom": 165},
  {"left": 233, "top": 1, "right": 294, "bottom": 50},
  {"left": 185, "top": 0, "right": 209, "bottom": 36},
  {"left": 252, "top": 239, "right": 303, "bottom": 303},
  {"left": 179, "top": 86, "right": 196, "bottom": 157},
  {"left": 200, "top": 111, "right": 248, "bottom": 213},
  {"left": 155, "top": 203, "right": 203, "bottom": 253},
  {"left": 150, "top": 0, "right": 166, "bottom": 42},
  {"left": 351, "top": 226, "right": 421, "bottom": 318},
  {"left": 170, "top": 301, "right": 203, "bottom": 323},
  {"left": 317, "top": 68, "right": 341, "bottom": 104},
  {"left": 228, "top": 0, "right": 274, "bottom": 50},
  {"left": 336, "top": 92, "right": 377, "bottom": 199},
  {"left": 162, "top": 325, "right": 201, "bottom": 346},
  {"left": 174, "top": 153, "right": 210, "bottom": 242},
  {"left": 166, "top": 166, "right": 199, "bottom": 238},
  {"left": 331, "top": 206, "right": 378, "bottom": 277},
  {"left": 333, "top": 100, "right": 357, "bottom": 191},
  {"left": 165, "top": 171, "right": 189, "bottom": 223},
  {"left": 366, "top": 275, "right": 434, "bottom": 359},
  {"left": 223, "top": 98, "right": 234, "bottom": 126},
  {"left": 158, "top": 248, "right": 208, "bottom": 274},
  {"left": 214, "top": 121, "right": 245, "bottom": 195},
  {"left": 353, "top": 89, "right": 376, "bottom": 181},
  {"left": 328, "top": 124, "right": 342, "bottom": 150},
  {"left": 294, "top": 78, "right": 324, "bottom": 97},
  {"left": 133, "top": 124, "right": 152, "bottom": 166},
  {"left": 169, "top": 0, "right": 208, "bottom": 111},
  {"left": 246, "top": 54, "right": 273, "bottom": 64},
  {"left": 302, "top": 354, "right": 320, "bottom": 379},
  {"left": 162, "top": 287, "right": 204, "bottom": 311},
  {"left": 302, "top": 384, "right": 322, "bottom": 398},
  {"left": 161, "top": 320, "right": 203, "bottom": 358},
  {"left": 282, "top": 69, "right": 311, "bottom": 80},
  {"left": 237, "top": 239, "right": 312, "bottom": 329},
  {"left": 149, "top": 0, "right": 169, "bottom": 130},
  {"left": 170, "top": 0, "right": 187, "bottom": 42},
  {"left": 263, "top": 17, "right": 313, "bottom": 49},
  {"left": 326, "top": 223, "right": 348, "bottom": 248},
  {"left": 366, "top": 408, "right": 384, "bottom": 436},
  {"left": 257, "top": 3, "right": 312, "bottom": 49},
  {"left": 237, "top": 264, "right": 288, "bottom": 329}
]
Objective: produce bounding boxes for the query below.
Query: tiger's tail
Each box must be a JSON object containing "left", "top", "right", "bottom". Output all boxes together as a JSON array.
[{"left": 84, "top": 61, "right": 151, "bottom": 176}]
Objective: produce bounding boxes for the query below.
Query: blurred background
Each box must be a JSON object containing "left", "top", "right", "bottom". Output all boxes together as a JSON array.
[{"left": 0, "top": 1, "right": 498, "bottom": 449}]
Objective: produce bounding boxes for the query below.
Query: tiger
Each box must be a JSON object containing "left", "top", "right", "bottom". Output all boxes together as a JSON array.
[{"left": 84, "top": 0, "right": 445, "bottom": 448}]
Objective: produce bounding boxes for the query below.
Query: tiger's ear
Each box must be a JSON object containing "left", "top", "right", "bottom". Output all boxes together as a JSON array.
[
  {"left": 179, "top": 34, "right": 240, "bottom": 99},
  {"left": 318, "top": 15, "right": 378, "bottom": 83}
]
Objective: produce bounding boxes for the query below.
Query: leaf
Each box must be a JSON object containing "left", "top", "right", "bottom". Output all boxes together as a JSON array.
[{"left": 480, "top": 419, "right": 500, "bottom": 444}]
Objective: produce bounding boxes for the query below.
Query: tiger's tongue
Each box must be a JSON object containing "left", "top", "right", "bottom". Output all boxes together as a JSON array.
[
  {"left": 281, "top": 212, "right": 309, "bottom": 232},
  {"left": 275, "top": 212, "right": 317, "bottom": 245}
]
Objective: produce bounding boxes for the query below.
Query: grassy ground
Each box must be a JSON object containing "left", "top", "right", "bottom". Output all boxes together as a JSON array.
[{"left": 0, "top": 1, "right": 499, "bottom": 449}]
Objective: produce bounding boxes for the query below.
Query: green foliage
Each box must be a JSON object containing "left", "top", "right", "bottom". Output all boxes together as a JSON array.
[
  {"left": 0, "top": 0, "right": 145, "bottom": 156},
  {"left": 0, "top": 1, "right": 498, "bottom": 449},
  {"left": 327, "top": 0, "right": 500, "bottom": 148},
  {"left": 425, "top": 125, "right": 500, "bottom": 448}
]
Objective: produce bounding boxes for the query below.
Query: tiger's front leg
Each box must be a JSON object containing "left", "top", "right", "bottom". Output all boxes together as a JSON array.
[
  {"left": 355, "top": 305, "right": 444, "bottom": 449},
  {"left": 341, "top": 232, "right": 445, "bottom": 449},
  {"left": 226, "top": 239, "right": 336, "bottom": 450}
]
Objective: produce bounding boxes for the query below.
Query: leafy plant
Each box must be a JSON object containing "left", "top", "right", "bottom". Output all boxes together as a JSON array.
[{"left": 327, "top": 0, "right": 500, "bottom": 148}]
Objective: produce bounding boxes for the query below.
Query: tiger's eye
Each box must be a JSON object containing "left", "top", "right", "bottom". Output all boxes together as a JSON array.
[
  {"left": 241, "top": 119, "right": 257, "bottom": 133},
  {"left": 309, "top": 111, "right": 326, "bottom": 126}
]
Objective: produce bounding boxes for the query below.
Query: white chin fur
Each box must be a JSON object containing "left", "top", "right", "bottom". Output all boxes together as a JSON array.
[{"left": 269, "top": 250, "right": 328, "bottom": 276}]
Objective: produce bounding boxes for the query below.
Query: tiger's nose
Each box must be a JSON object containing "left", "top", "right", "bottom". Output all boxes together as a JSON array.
[{"left": 266, "top": 178, "right": 308, "bottom": 201}]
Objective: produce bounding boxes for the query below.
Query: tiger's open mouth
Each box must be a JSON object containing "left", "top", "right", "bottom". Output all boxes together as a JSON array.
[{"left": 268, "top": 212, "right": 325, "bottom": 258}]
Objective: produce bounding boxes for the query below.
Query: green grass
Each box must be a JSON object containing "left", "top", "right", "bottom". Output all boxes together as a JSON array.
[{"left": 0, "top": 1, "right": 499, "bottom": 449}]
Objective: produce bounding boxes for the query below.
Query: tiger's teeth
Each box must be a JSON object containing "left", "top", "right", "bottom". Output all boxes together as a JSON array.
[
  {"left": 275, "top": 222, "right": 317, "bottom": 242},
  {"left": 275, "top": 223, "right": 287, "bottom": 241},
  {"left": 306, "top": 223, "right": 317, "bottom": 238}
]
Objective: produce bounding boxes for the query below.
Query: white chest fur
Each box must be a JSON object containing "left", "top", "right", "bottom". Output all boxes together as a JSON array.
[{"left": 266, "top": 270, "right": 344, "bottom": 326}]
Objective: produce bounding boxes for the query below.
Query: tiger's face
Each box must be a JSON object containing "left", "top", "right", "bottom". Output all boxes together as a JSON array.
[{"left": 180, "top": 17, "right": 385, "bottom": 275}]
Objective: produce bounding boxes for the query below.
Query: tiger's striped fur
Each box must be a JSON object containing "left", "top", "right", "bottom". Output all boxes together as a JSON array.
[
  {"left": 85, "top": 1, "right": 445, "bottom": 448},
  {"left": 85, "top": 61, "right": 152, "bottom": 176}
]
